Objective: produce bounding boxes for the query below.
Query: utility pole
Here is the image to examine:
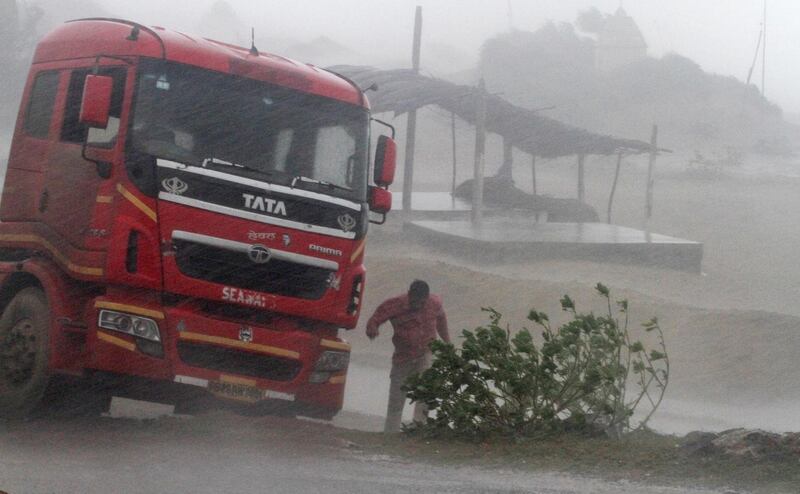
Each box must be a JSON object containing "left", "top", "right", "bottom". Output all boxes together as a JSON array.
[
  {"left": 761, "top": 0, "right": 766, "bottom": 97},
  {"left": 402, "top": 6, "right": 422, "bottom": 212},
  {"left": 471, "top": 79, "right": 487, "bottom": 227}
]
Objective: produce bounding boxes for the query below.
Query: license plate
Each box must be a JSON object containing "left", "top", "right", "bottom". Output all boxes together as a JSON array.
[{"left": 208, "top": 380, "right": 264, "bottom": 402}]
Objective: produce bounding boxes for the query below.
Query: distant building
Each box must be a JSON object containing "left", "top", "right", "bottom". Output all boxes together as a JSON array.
[{"left": 595, "top": 7, "right": 647, "bottom": 72}]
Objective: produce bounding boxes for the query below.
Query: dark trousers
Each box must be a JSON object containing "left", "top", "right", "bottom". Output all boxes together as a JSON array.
[{"left": 384, "top": 352, "right": 432, "bottom": 433}]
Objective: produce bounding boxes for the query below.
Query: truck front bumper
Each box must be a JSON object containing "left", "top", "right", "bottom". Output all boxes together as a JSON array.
[{"left": 87, "top": 297, "right": 349, "bottom": 415}]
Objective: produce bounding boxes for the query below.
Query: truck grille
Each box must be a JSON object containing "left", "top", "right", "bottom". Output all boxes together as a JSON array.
[
  {"left": 177, "top": 341, "right": 301, "bottom": 382},
  {"left": 173, "top": 240, "right": 331, "bottom": 300}
]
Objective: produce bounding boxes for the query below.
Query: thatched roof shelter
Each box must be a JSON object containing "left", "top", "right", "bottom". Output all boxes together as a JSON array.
[{"left": 328, "top": 65, "right": 652, "bottom": 158}]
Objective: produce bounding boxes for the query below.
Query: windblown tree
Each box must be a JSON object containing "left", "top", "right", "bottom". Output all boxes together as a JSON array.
[
  {"left": 198, "top": 0, "right": 247, "bottom": 46},
  {"left": 478, "top": 14, "right": 791, "bottom": 151}
]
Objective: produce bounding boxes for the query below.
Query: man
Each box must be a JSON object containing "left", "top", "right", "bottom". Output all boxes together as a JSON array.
[{"left": 366, "top": 280, "right": 450, "bottom": 433}]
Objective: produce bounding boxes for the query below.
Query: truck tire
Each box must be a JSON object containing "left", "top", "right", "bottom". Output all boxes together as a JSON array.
[{"left": 0, "top": 287, "right": 51, "bottom": 419}]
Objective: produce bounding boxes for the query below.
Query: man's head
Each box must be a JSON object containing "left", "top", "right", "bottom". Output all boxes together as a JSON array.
[{"left": 407, "top": 279, "right": 430, "bottom": 311}]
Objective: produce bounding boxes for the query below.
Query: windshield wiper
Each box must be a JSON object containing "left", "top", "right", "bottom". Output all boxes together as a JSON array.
[
  {"left": 201, "top": 157, "right": 278, "bottom": 179},
  {"left": 291, "top": 175, "right": 352, "bottom": 193}
]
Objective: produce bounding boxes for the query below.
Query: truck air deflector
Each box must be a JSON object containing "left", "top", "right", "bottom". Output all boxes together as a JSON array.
[
  {"left": 157, "top": 159, "right": 362, "bottom": 210},
  {"left": 161, "top": 194, "right": 357, "bottom": 240},
  {"left": 157, "top": 159, "right": 363, "bottom": 240},
  {"left": 171, "top": 230, "right": 339, "bottom": 271}
]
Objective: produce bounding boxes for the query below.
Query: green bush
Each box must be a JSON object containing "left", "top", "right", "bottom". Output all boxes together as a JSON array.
[{"left": 404, "top": 283, "right": 668, "bottom": 439}]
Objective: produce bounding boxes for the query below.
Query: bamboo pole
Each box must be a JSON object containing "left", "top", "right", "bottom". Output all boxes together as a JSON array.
[
  {"left": 401, "top": 6, "right": 422, "bottom": 212},
  {"left": 471, "top": 79, "right": 487, "bottom": 227},
  {"left": 501, "top": 137, "right": 513, "bottom": 179},
  {"left": 577, "top": 154, "right": 585, "bottom": 203},
  {"left": 607, "top": 151, "right": 623, "bottom": 224},
  {"left": 451, "top": 111, "right": 457, "bottom": 199},
  {"left": 645, "top": 125, "right": 658, "bottom": 223}
]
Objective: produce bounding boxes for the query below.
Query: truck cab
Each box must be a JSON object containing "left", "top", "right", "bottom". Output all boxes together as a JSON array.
[{"left": 0, "top": 18, "right": 395, "bottom": 419}]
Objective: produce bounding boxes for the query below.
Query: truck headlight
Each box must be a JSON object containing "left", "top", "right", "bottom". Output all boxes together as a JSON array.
[
  {"left": 314, "top": 351, "right": 350, "bottom": 372},
  {"left": 98, "top": 310, "right": 161, "bottom": 342}
]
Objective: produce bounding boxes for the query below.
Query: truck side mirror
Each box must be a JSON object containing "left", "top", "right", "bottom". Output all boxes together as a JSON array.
[
  {"left": 368, "top": 186, "right": 392, "bottom": 216},
  {"left": 79, "top": 74, "right": 113, "bottom": 129},
  {"left": 373, "top": 135, "right": 396, "bottom": 187}
]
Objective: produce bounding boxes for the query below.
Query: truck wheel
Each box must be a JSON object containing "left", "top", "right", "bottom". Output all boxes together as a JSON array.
[{"left": 0, "top": 287, "right": 51, "bottom": 419}]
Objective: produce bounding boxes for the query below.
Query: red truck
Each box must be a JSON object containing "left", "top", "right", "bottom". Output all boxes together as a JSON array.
[{"left": 0, "top": 18, "right": 396, "bottom": 419}]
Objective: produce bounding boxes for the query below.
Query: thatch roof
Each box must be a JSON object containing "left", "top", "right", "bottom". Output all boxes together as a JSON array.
[{"left": 328, "top": 65, "right": 652, "bottom": 158}]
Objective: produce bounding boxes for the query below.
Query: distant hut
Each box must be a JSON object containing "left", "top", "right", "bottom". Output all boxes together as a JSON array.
[{"left": 595, "top": 7, "right": 647, "bottom": 72}]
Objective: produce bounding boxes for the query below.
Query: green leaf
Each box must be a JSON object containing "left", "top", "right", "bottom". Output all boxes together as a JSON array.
[
  {"left": 629, "top": 341, "right": 644, "bottom": 353},
  {"left": 404, "top": 287, "right": 667, "bottom": 440},
  {"left": 643, "top": 317, "right": 659, "bottom": 331},
  {"left": 528, "top": 309, "right": 548, "bottom": 324}
]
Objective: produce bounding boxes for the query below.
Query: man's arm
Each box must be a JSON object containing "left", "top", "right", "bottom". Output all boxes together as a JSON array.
[
  {"left": 436, "top": 305, "right": 451, "bottom": 343},
  {"left": 366, "top": 298, "right": 399, "bottom": 340}
]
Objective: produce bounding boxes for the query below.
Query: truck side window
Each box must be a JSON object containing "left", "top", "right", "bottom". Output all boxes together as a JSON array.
[
  {"left": 23, "top": 71, "right": 60, "bottom": 139},
  {"left": 61, "top": 68, "right": 126, "bottom": 146}
]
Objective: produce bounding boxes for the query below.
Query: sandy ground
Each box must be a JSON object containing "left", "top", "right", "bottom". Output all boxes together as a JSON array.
[
  {"left": 0, "top": 413, "right": 730, "bottom": 494},
  {"left": 348, "top": 256, "right": 800, "bottom": 435},
  {"left": 345, "top": 155, "right": 800, "bottom": 435}
]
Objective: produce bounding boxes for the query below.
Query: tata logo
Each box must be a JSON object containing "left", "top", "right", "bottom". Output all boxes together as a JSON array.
[
  {"left": 239, "top": 326, "right": 253, "bottom": 343},
  {"left": 242, "top": 193, "right": 287, "bottom": 216},
  {"left": 247, "top": 244, "right": 271, "bottom": 264},
  {"left": 162, "top": 177, "right": 188, "bottom": 195},
  {"left": 337, "top": 213, "right": 356, "bottom": 232}
]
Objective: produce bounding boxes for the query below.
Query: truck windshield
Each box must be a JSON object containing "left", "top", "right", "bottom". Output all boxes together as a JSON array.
[{"left": 131, "top": 59, "right": 369, "bottom": 202}]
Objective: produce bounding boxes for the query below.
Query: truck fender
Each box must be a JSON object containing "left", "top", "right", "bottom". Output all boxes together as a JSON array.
[{"left": 0, "top": 257, "right": 90, "bottom": 372}]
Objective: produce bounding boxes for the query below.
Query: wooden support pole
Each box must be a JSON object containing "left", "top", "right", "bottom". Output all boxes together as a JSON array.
[
  {"left": 531, "top": 154, "right": 537, "bottom": 195},
  {"left": 762, "top": 0, "right": 767, "bottom": 97},
  {"left": 451, "top": 111, "right": 457, "bottom": 198},
  {"left": 499, "top": 137, "right": 513, "bottom": 179},
  {"left": 402, "top": 110, "right": 417, "bottom": 212},
  {"left": 645, "top": 124, "right": 658, "bottom": 223},
  {"left": 607, "top": 151, "right": 623, "bottom": 224},
  {"left": 402, "top": 5, "right": 423, "bottom": 212},
  {"left": 577, "top": 154, "right": 585, "bottom": 203},
  {"left": 471, "top": 79, "right": 487, "bottom": 227}
]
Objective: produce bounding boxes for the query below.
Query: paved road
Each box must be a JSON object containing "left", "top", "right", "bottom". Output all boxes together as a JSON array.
[{"left": 0, "top": 409, "right": 729, "bottom": 494}]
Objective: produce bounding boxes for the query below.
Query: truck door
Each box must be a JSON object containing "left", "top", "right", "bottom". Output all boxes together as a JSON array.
[{"left": 41, "top": 66, "right": 130, "bottom": 252}]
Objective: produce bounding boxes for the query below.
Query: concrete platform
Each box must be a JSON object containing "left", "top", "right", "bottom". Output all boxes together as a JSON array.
[
  {"left": 392, "top": 192, "right": 549, "bottom": 221},
  {"left": 392, "top": 192, "right": 473, "bottom": 220},
  {"left": 405, "top": 219, "right": 703, "bottom": 272}
]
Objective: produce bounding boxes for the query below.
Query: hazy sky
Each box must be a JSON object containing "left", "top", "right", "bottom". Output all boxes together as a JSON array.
[{"left": 100, "top": 0, "right": 799, "bottom": 112}]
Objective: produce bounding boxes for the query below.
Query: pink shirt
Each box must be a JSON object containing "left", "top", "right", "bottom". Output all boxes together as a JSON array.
[{"left": 367, "top": 294, "right": 450, "bottom": 364}]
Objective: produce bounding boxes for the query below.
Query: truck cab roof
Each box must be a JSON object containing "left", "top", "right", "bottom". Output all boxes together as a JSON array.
[{"left": 33, "top": 18, "right": 368, "bottom": 109}]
